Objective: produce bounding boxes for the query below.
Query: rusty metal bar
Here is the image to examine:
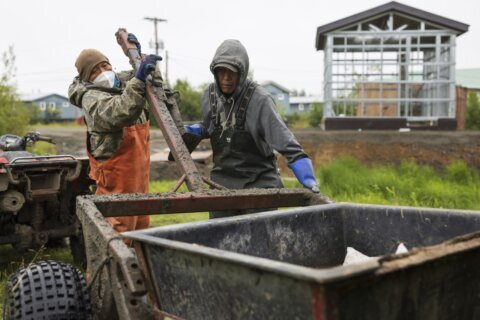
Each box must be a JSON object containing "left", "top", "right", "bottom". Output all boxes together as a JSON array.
[
  {"left": 76, "top": 197, "right": 147, "bottom": 295},
  {"left": 115, "top": 28, "right": 142, "bottom": 69},
  {"left": 201, "top": 176, "right": 227, "bottom": 190},
  {"left": 145, "top": 86, "right": 204, "bottom": 191},
  {"left": 170, "top": 174, "right": 186, "bottom": 192},
  {"left": 115, "top": 28, "right": 204, "bottom": 192},
  {"left": 81, "top": 188, "right": 327, "bottom": 217},
  {"left": 109, "top": 262, "right": 155, "bottom": 320}
]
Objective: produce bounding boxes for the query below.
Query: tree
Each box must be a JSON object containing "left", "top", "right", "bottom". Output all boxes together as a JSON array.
[
  {"left": 465, "top": 91, "right": 480, "bottom": 130},
  {"left": 290, "top": 89, "right": 306, "bottom": 97},
  {"left": 29, "top": 105, "right": 43, "bottom": 124},
  {"left": 0, "top": 46, "right": 30, "bottom": 135},
  {"left": 284, "top": 112, "right": 301, "bottom": 127},
  {"left": 173, "top": 79, "right": 202, "bottom": 121},
  {"left": 308, "top": 102, "right": 324, "bottom": 128}
]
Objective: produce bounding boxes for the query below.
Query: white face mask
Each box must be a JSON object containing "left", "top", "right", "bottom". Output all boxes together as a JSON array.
[{"left": 93, "top": 70, "right": 119, "bottom": 88}]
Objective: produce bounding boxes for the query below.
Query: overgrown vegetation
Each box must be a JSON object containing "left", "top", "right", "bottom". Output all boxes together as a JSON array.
[
  {"left": 0, "top": 46, "right": 30, "bottom": 135},
  {"left": 466, "top": 91, "right": 480, "bottom": 130},
  {"left": 27, "top": 141, "right": 58, "bottom": 155},
  {"left": 285, "top": 157, "right": 480, "bottom": 210},
  {"left": 308, "top": 102, "right": 323, "bottom": 128},
  {"left": 284, "top": 102, "right": 324, "bottom": 128},
  {"left": 173, "top": 79, "right": 203, "bottom": 121}
]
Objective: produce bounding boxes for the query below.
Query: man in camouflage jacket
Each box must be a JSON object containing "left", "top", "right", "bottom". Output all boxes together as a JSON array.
[{"left": 68, "top": 42, "right": 161, "bottom": 234}]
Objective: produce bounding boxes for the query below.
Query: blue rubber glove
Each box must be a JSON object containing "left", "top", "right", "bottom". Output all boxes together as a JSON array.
[
  {"left": 127, "top": 33, "right": 141, "bottom": 55},
  {"left": 184, "top": 123, "right": 204, "bottom": 137},
  {"left": 135, "top": 54, "right": 163, "bottom": 82},
  {"left": 289, "top": 157, "right": 320, "bottom": 193}
]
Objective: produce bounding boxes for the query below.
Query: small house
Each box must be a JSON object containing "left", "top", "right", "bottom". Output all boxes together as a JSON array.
[
  {"left": 22, "top": 93, "right": 83, "bottom": 122},
  {"left": 261, "top": 81, "right": 291, "bottom": 114},
  {"left": 289, "top": 96, "right": 323, "bottom": 114}
]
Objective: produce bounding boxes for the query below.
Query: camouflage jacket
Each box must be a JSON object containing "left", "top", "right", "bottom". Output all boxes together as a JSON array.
[{"left": 68, "top": 70, "right": 148, "bottom": 159}]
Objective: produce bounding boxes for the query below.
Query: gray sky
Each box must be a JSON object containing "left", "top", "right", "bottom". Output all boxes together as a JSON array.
[{"left": 1, "top": 0, "right": 478, "bottom": 97}]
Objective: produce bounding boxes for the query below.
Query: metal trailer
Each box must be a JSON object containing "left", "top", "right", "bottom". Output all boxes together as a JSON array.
[
  {"left": 76, "top": 189, "right": 327, "bottom": 319},
  {"left": 123, "top": 203, "right": 480, "bottom": 320},
  {"left": 75, "top": 194, "right": 480, "bottom": 320}
]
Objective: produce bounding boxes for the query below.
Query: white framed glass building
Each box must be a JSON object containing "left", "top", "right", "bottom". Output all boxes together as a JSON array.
[{"left": 316, "top": 1, "right": 469, "bottom": 130}]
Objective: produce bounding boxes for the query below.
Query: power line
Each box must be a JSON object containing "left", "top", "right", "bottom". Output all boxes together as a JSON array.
[
  {"left": 144, "top": 16, "right": 169, "bottom": 83},
  {"left": 143, "top": 17, "right": 167, "bottom": 55}
]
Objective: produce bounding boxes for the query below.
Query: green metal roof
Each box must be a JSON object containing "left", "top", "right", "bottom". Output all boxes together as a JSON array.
[{"left": 456, "top": 69, "right": 480, "bottom": 89}]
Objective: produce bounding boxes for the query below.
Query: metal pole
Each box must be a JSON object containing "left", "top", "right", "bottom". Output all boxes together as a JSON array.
[
  {"left": 153, "top": 19, "right": 158, "bottom": 55},
  {"left": 144, "top": 17, "right": 167, "bottom": 56},
  {"left": 165, "top": 50, "right": 169, "bottom": 84}
]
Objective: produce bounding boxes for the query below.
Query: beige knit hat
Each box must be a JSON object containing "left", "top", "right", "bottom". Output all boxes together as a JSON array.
[{"left": 75, "top": 49, "right": 109, "bottom": 81}]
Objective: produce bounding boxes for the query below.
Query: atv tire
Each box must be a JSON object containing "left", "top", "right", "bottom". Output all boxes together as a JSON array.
[{"left": 3, "top": 260, "right": 92, "bottom": 320}]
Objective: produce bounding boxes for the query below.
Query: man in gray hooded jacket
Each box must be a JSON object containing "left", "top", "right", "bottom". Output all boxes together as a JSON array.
[{"left": 187, "top": 39, "right": 319, "bottom": 218}]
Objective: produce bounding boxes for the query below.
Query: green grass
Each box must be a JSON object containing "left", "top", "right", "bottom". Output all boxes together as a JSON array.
[
  {"left": 2, "top": 158, "right": 480, "bottom": 313},
  {"left": 149, "top": 180, "right": 209, "bottom": 227},
  {"left": 284, "top": 157, "right": 480, "bottom": 210},
  {"left": 27, "top": 141, "right": 58, "bottom": 155},
  {"left": 319, "top": 157, "right": 480, "bottom": 210}
]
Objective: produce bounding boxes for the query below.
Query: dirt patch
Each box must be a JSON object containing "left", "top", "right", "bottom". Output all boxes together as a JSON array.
[
  {"left": 149, "top": 159, "right": 211, "bottom": 181},
  {"left": 38, "top": 127, "right": 480, "bottom": 180}
]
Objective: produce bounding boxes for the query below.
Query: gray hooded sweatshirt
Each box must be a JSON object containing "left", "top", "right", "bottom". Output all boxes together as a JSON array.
[{"left": 200, "top": 39, "right": 308, "bottom": 189}]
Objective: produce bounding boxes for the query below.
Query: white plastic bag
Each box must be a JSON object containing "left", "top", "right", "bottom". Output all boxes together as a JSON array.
[{"left": 343, "top": 243, "right": 408, "bottom": 266}]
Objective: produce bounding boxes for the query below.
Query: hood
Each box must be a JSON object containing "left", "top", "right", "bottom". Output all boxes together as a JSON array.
[{"left": 210, "top": 39, "right": 249, "bottom": 97}]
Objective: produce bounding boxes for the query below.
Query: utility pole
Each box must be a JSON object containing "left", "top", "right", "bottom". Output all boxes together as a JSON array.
[
  {"left": 144, "top": 17, "right": 168, "bottom": 83},
  {"left": 165, "top": 50, "right": 169, "bottom": 84}
]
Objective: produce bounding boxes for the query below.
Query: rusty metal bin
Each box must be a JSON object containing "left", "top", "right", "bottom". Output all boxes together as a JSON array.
[{"left": 124, "top": 203, "right": 480, "bottom": 320}]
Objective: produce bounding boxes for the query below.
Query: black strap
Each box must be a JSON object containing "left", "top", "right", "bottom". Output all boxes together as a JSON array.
[
  {"left": 235, "top": 82, "right": 258, "bottom": 130},
  {"left": 209, "top": 84, "right": 219, "bottom": 127},
  {"left": 208, "top": 82, "right": 258, "bottom": 129}
]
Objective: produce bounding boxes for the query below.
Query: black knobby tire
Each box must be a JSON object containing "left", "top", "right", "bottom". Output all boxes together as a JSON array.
[{"left": 3, "top": 260, "right": 92, "bottom": 320}]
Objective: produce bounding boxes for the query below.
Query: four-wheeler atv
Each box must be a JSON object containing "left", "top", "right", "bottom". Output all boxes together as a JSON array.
[{"left": 0, "top": 131, "right": 94, "bottom": 265}]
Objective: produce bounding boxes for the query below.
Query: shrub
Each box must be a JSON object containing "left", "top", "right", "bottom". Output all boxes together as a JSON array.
[
  {"left": 0, "top": 46, "right": 31, "bottom": 135},
  {"left": 445, "top": 161, "right": 475, "bottom": 185},
  {"left": 466, "top": 91, "right": 480, "bottom": 130},
  {"left": 308, "top": 102, "right": 323, "bottom": 127},
  {"left": 315, "top": 157, "right": 480, "bottom": 210}
]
